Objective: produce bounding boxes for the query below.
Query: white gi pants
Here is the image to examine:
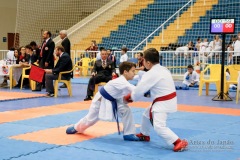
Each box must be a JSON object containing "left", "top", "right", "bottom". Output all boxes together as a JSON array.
[
  {"left": 74, "top": 100, "right": 136, "bottom": 135},
  {"left": 140, "top": 106, "right": 179, "bottom": 145}
]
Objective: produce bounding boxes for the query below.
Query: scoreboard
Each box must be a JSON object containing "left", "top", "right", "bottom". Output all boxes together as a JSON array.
[{"left": 210, "top": 19, "right": 235, "bottom": 34}]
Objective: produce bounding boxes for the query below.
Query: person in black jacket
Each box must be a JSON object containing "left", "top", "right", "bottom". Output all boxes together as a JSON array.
[
  {"left": 44, "top": 46, "right": 73, "bottom": 97},
  {"left": 59, "top": 30, "right": 71, "bottom": 88},
  {"left": 60, "top": 30, "right": 71, "bottom": 56},
  {"left": 84, "top": 49, "right": 116, "bottom": 101},
  {"left": 35, "top": 31, "right": 55, "bottom": 90},
  {"left": 39, "top": 31, "right": 55, "bottom": 69}
]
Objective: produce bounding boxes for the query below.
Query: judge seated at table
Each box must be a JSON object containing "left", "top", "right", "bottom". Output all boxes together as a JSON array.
[{"left": 14, "top": 45, "right": 37, "bottom": 88}]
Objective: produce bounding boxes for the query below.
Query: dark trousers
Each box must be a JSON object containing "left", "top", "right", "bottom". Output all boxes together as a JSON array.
[
  {"left": 17, "top": 69, "right": 30, "bottom": 87},
  {"left": 87, "top": 74, "right": 112, "bottom": 96},
  {"left": 38, "top": 59, "right": 53, "bottom": 89},
  {"left": 45, "top": 73, "right": 69, "bottom": 94}
]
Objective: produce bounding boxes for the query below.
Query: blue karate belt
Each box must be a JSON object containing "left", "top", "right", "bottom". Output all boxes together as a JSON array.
[{"left": 99, "top": 87, "right": 120, "bottom": 135}]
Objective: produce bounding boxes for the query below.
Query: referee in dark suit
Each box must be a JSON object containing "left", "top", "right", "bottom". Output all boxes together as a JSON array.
[
  {"left": 59, "top": 30, "right": 71, "bottom": 88},
  {"left": 60, "top": 30, "right": 71, "bottom": 56}
]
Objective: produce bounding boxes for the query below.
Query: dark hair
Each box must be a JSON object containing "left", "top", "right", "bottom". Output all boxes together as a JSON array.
[
  {"left": 138, "top": 52, "right": 143, "bottom": 57},
  {"left": 30, "top": 41, "right": 37, "bottom": 46},
  {"left": 55, "top": 45, "right": 65, "bottom": 52},
  {"left": 121, "top": 47, "right": 128, "bottom": 53},
  {"left": 119, "top": 62, "right": 136, "bottom": 75},
  {"left": 101, "top": 48, "right": 107, "bottom": 52},
  {"left": 25, "top": 45, "right": 33, "bottom": 51},
  {"left": 99, "top": 47, "right": 105, "bottom": 51},
  {"left": 46, "top": 31, "right": 52, "bottom": 37},
  {"left": 107, "top": 49, "right": 112, "bottom": 52},
  {"left": 143, "top": 48, "right": 159, "bottom": 64},
  {"left": 187, "top": 64, "right": 194, "bottom": 69},
  {"left": 10, "top": 47, "right": 15, "bottom": 51}
]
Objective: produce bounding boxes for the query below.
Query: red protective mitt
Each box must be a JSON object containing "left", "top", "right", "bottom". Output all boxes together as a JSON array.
[
  {"left": 112, "top": 74, "right": 118, "bottom": 80},
  {"left": 124, "top": 93, "right": 133, "bottom": 103}
]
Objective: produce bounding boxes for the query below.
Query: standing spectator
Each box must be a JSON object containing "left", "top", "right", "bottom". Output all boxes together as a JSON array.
[
  {"left": 120, "top": 47, "right": 128, "bottom": 63},
  {"left": 36, "top": 31, "right": 55, "bottom": 90},
  {"left": 30, "top": 41, "right": 40, "bottom": 63},
  {"left": 86, "top": 40, "right": 98, "bottom": 58},
  {"left": 60, "top": 30, "right": 71, "bottom": 56},
  {"left": 44, "top": 46, "right": 73, "bottom": 97},
  {"left": 212, "top": 35, "right": 222, "bottom": 57},
  {"left": 84, "top": 49, "right": 116, "bottom": 101},
  {"left": 233, "top": 32, "right": 240, "bottom": 64},
  {"left": 227, "top": 35, "right": 237, "bottom": 64},
  {"left": 107, "top": 49, "right": 116, "bottom": 68},
  {"left": 59, "top": 30, "right": 71, "bottom": 88}
]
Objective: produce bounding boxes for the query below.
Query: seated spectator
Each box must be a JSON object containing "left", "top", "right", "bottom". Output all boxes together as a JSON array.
[
  {"left": 176, "top": 65, "right": 199, "bottom": 90},
  {"left": 120, "top": 47, "right": 128, "bottom": 63},
  {"left": 15, "top": 45, "right": 38, "bottom": 89},
  {"left": 30, "top": 41, "right": 40, "bottom": 63},
  {"left": 175, "top": 41, "right": 193, "bottom": 59},
  {"left": 86, "top": 40, "right": 98, "bottom": 58},
  {"left": 84, "top": 49, "right": 116, "bottom": 101},
  {"left": 13, "top": 46, "right": 30, "bottom": 88},
  {"left": 44, "top": 46, "right": 73, "bottom": 97},
  {"left": 227, "top": 35, "right": 236, "bottom": 64}
]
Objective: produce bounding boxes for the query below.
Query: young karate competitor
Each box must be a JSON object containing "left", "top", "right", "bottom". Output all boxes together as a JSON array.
[
  {"left": 125, "top": 48, "right": 188, "bottom": 151},
  {"left": 66, "top": 61, "right": 140, "bottom": 141},
  {"left": 176, "top": 64, "right": 199, "bottom": 90}
]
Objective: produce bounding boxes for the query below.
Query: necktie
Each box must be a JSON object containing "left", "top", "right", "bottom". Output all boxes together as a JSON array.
[
  {"left": 102, "top": 60, "right": 106, "bottom": 68},
  {"left": 40, "top": 41, "right": 46, "bottom": 57}
]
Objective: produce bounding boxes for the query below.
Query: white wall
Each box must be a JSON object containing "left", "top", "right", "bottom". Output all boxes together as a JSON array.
[{"left": 0, "top": 0, "right": 17, "bottom": 50}]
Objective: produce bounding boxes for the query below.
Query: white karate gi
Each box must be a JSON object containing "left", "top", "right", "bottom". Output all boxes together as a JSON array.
[
  {"left": 131, "top": 64, "right": 179, "bottom": 145},
  {"left": 74, "top": 75, "right": 136, "bottom": 135},
  {"left": 207, "top": 41, "right": 214, "bottom": 57},
  {"left": 175, "top": 44, "right": 189, "bottom": 56},
  {"left": 120, "top": 54, "right": 128, "bottom": 63},
  {"left": 182, "top": 71, "right": 199, "bottom": 86},
  {"left": 199, "top": 42, "right": 208, "bottom": 64}
]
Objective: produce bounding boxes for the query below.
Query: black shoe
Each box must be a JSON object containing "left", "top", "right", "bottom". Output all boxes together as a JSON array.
[
  {"left": 84, "top": 96, "right": 92, "bottom": 101},
  {"left": 13, "top": 85, "right": 20, "bottom": 88},
  {"left": 45, "top": 92, "right": 54, "bottom": 97},
  {"left": 32, "top": 89, "right": 41, "bottom": 92},
  {"left": 60, "top": 84, "right": 67, "bottom": 88}
]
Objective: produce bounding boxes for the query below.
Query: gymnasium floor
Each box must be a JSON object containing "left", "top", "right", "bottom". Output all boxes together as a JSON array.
[{"left": 0, "top": 78, "right": 239, "bottom": 160}]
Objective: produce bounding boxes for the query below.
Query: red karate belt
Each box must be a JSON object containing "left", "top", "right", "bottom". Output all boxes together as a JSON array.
[
  {"left": 29, "top": 65, "right": 45, "bottom": 83},
  {"left": 149, "top": 92, "right": 177, "bottom": 125}
]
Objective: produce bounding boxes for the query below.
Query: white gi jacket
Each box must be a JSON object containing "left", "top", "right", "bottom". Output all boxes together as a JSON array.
[
  {"left": 131, "top": 64, "right": 177, "bottom": 113},
  {"left": 120, "top": 54, "right": 128, "bottom": 62},
  {"left": 93, "top": 75, "right": 135, "bottom": 121},
  {"left": 183, "top": 71, "right": 199, "bottom": 86}
]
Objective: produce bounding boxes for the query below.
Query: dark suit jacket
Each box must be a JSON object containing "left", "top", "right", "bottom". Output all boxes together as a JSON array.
[
  {"left": 92, "top": 59, "right": 115, "bottom": 77},
  {"left": 52, "top": 52, "right": 73, "bottom": 80},
  {"left": 61, "top": 37, "right": 71, "bottom": 56},
  {"left": 40, "top": 38, "right": 55, "bottom": 69}
]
